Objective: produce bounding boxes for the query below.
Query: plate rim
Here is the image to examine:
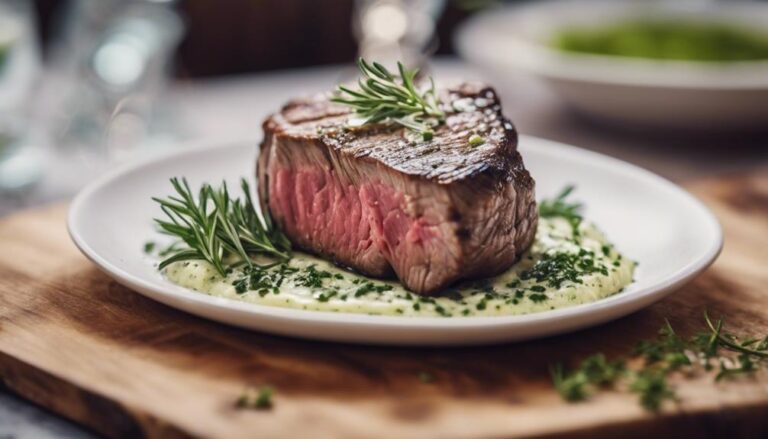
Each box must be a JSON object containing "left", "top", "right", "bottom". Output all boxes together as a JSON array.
[{"left": 67, "top": 136, "right": 723, "bottom": 333}]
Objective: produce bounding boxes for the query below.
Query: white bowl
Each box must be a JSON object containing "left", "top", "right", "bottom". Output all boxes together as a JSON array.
[{"left": 456, "top": 0, "right": 768, "bottom": 129}]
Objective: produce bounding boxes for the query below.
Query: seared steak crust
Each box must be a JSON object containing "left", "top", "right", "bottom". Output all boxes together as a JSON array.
[{"left": 258, "top": 82, "right": 537, "bottom": 295}]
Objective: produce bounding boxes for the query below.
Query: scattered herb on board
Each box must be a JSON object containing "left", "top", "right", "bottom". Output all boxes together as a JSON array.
[
  {"left": 332, "top": 58, "right": 445, "bottom": 141},
  {"left": 236, "top": 386, "right": 274, "bottom": 410},
  {"left": 551, "top": 313, "right": 768, "bottom": 411},
  {"left": 152, "top": 177, "right": 291, "bottom": 276}
]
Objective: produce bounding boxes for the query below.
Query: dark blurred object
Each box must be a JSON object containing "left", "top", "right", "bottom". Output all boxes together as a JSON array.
[
  {"left": 32, "top": 0, "right": 476, "bottom": 77},
  {"left": 178, "top": 0, "right": 357, "bottom": 76}
]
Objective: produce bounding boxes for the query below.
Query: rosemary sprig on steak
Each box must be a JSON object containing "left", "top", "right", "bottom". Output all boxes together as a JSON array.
[
  {"left": 331, "top": 58, "right": 445, "bottom": 141},
  {"left": 153, "top": 177, "right": 291, "bottom": 275}
]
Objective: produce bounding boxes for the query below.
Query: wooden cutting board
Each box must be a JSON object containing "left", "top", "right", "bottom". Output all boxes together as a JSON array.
[{"left": 1, "top": 171, "right": 767, "bottom": 439}]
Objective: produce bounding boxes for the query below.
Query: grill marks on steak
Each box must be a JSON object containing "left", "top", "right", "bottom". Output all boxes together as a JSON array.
[{"left": 258, "top": 83, "right": 537, "bottom": 295}]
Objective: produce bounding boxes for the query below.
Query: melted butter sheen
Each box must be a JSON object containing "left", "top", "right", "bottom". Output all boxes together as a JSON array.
[{"left": 164, "top": 218, "right": 635, "bottom": 317}]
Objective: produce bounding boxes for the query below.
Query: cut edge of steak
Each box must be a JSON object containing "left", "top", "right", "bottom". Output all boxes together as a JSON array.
[{"left": 257, "top": 82, "right": 538, "bottom": 295}]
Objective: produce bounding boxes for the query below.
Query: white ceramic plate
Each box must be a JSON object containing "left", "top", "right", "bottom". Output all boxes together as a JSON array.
[
  {"left": 456, "top": 0, "right": 768, "bottom": 129},
  {"left": 68, "top": 136, "right": 722, "bottom": 346}
]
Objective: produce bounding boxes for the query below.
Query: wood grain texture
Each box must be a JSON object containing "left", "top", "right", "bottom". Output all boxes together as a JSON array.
[{"left": 0, "top": 171, "right": 767, "bottom": 439}]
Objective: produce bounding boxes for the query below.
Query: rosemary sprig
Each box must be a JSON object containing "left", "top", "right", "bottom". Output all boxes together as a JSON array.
[
  {"left": 552, "top": 313, "right": 768, "bottom": 411},
  {"left": 539, "top": 185, "right": 583, "bottom": 238},
  {"left": 152, "top": 177, "right": 291, "bottom": 276},
  {"left": 331, "top": 58, "right": 445, "bottom": 140},
  {"left": 704, "top": 312, "right": 768, "bottom": 359}
]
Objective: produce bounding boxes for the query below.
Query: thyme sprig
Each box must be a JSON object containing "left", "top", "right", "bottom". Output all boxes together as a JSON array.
[
  {"left": 152, "top": 177, "right": 291, "bottom": 275},
  {"left": 552, "top": 313, "right": 768, "bottom": 411},
  {"left": 332, "top": 58, "right": 445, "bottom": 140}
]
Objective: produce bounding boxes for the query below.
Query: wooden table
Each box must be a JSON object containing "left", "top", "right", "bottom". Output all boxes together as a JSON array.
[
  {"left": 1, "top": 168, "right": 767, "bottom": 438},
  {"left": 2, "top": 61, "right": 768, "bottom": 438}
]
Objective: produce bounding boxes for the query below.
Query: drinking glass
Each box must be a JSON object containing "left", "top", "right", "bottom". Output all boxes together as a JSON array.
[
  {"left": 0, "top": 0, "right": 44, "bottom": 193},
  {"left": 354, "top": 0, "right": 446, "bottom": 69},
  {"left": 52, "top": 0, "right": 183, "bottom": 167}
]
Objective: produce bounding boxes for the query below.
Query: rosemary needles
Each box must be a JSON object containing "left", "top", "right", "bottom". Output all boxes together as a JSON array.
[
  {"left": 552, "top": 313, "right": 768, "bottom": 411},
  {"left": 152, "top": 177, "right": 291, "bottom": 275},
  {"left": 332, "top": 58, "right": 445, "bottom": 140}
]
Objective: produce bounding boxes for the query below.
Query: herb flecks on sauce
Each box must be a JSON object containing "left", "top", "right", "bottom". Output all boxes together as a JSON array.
[
  {"left": 162, "top": 186, "right": 634, "bottom": 317},
  {"left": 165, "top": 218, "right": 633, "bottom": 317}
]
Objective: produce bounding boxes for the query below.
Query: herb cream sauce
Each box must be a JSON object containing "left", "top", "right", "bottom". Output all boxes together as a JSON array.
[{"left": 164, "top": 217, "right": 634, "bottom": 317}]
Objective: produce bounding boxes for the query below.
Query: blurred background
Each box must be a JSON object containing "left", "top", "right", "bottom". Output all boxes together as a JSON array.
[
  {"left": 2, "top": 0, "right": 768, "bottom": 435},
  {"left": 1, "top": 0, "right": 768, "bottom": 218}
]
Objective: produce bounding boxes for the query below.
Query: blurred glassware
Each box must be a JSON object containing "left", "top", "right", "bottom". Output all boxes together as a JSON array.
[
  {"left": 0, "top": 0, "right": 45, "bottom": 193},
  {"left": 354, "top": 0, "right": 445, "bottom": 69},
  {"left": 51, "top": 0, "right": 183, "bottom": 169}
]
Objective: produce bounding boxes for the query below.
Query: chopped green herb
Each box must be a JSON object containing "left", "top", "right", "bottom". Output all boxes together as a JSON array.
[
  {"left": 520, "top": 251, "right": 606, "bottom": 289},
  {"left": 629, "top": 369, "right": 675, "bottom": 411},
  {"left": 552, "top": 313, "right": 768, "bottom": 412},
  {"left": 295, "top": 265, "right": 332, "bottom": 288},
  {"left": 551, "top": 364, "right": 589, "bottom": 402},
  {"left": 236, "top": 386, "right": 274, "bottom": 410},
  {"left": 434, "top": 305, "right": 450, "bottom": 317},
  {"left": 468, "top": 134, "right": 484, "bottom": 147},
  {"left": 580, "top": 354, "right": 625, "bottom": 386}
]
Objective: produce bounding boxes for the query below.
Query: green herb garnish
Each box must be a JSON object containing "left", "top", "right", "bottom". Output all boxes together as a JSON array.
[
  {"left": 520, "top": 250, "right": 606, "bottom": 289},
  {"left": 539, "top": 185, "right": 583, "bottom": 236},
  {"left": 629, "top": 369, "right": 676, "bottom": 411},
  {"left": 295, "top": 265, "right": 333, "bottom": 288},
  {"left": 552, "top": 313, "right": 768, "bottom": 411},
  {"left": 236, "top": 386, "right": 274, "bottom": 410},
  {"left": 153, "top": 177, "right": 291, "bottom": 276},
  {"left": 468, "top": 134, "right": 484, "bottom": 147},
  {"left": 332, "top": 58, "right": 445, "bottom": 141}
]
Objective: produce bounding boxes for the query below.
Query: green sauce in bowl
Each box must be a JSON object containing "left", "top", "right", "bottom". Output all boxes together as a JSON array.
[{"left": 552, "top": 19, "right": 768, "bottom": 62}]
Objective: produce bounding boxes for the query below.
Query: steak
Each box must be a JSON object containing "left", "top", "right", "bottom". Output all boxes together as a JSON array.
[{"left": 257, "top": 82, "right": 537, "bottom": 295}]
